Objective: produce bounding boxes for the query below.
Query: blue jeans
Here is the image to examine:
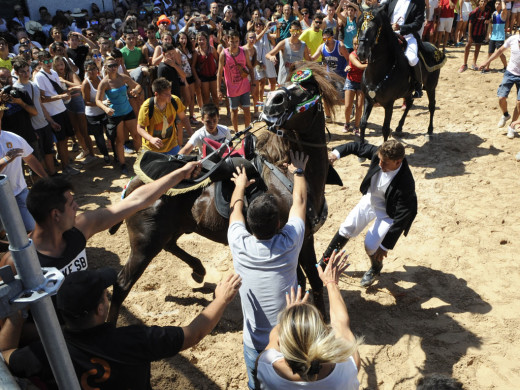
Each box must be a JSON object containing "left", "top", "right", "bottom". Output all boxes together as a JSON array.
[
  {"left": 243, "top": 344, "right": 262, "bottom": 390},
  {"left": 15, "top": 187, "right": 35, "bottom": 232}
]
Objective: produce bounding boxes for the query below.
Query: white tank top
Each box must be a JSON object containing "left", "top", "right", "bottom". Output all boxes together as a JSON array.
[
  {"left": 85, "top": 76, "right": 105, "bottom": 116},
  {"left": 256, "top": 349, "right": 360, "bottom": 390}
]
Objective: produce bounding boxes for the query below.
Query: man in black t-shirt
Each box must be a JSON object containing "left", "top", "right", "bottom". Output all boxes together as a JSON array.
[
  {"left": 1, "top": 268, "right": 241, "bottom": 389},
  {"left": 66, "top": 32, "right": 98, "bottom": 80}
]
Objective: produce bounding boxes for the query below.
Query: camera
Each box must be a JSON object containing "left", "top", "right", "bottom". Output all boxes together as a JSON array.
[{"left": 1, "top": 85, "right": 22, "bottom": 99}]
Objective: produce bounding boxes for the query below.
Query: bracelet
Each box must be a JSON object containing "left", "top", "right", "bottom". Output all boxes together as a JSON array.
[
  {"left": 2, "top": 156, "right": 9, "bottom": 164},
  {"left": 325, "top": 280, "right": 338, "bottom": 286}
]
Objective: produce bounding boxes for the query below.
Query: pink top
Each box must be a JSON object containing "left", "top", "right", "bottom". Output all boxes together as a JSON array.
[{"left": 223, "top": 48, "right": 251, "bottom": 98}]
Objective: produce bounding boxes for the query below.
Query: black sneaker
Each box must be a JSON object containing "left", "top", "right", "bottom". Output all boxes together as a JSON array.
[{"left": 360, "top": 267, "right": 381, "bottom": 287}]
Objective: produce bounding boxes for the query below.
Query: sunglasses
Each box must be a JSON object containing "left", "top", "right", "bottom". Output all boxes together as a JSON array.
[
  {"left": 21, "top": 49, "right": 30, "bottom": 53},
  {"left": 93, "top": 54, "right": 102, "bottom": 58},
  {"left": 248, "top": 36, "right": 255, "bottom": 39},
  {"left": 323, "top": 36, "right": 332, "bottom": 41},
  {"left": 91, "top": 20, "right": 99, "bottom": 25},
  {"left": 302, "top": 12, "right": 309, "bottom": 15},
  {"left": 140, "top": 10, "right": 147, "bottom": 14},
  {"left": 106, "top": 63, "right": 118, "bottom": 68},
  {"left": 87, "top": 33, "right": 96, "bottom": 36},
  {"left": 43, "top": 59, "right": 53, "bottom": 64},
  {"left": 290, "top": 29, "right": 301, "bottom": 33},
  {"left": 19, "top": 40, "right": 29, "bottom": 45},
  {"left": 86, "top": 67, "right": 98, "bottom": 72},
  {"left": 160, "top": 21, "right": 169, "bottom": 25}
]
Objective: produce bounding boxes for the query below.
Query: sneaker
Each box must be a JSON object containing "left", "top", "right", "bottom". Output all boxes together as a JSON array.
[
  {"left": 63, "top": 165, "right": 80, "bottom": 176},
  {"left": 498, "top": 113, "right": 511, "bottom": 128},
  {"left": 499, "top": 68, "right": 507, "bottom": 73},
  {"left": 72, "top": 142, "right": 79, "bottom": 152},
  {"left": 123, "top": 145, "right": 135, "bottom": 154},
  {"left": 75, "top": 149, "right": 88, "bottom": 160},
  {"left": 507, "top": 126, "right": 516, "bottom": 139},
  {"left": 81, "top": 154, "right": 97, "bottom": 165},
  {"left": 481, "top": 69, "right": 490, "bottom": 74},
  {"left": 103, "top": 155, "right": 110, "bottom": 164},
  {"left": 342, "top": 123, "right": 351, "bottom": 133},
  {"left": 458, "top": 64, "right": 467, "bottom": 73},
  {"left": 471, "top": 64, "right": 479, "bottom": 71}
]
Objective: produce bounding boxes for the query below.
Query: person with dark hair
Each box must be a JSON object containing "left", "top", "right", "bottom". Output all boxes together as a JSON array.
[
  {"left": 300, "top": 12, "right": 325, "bottom": 62},
  {"left": 266, "top": 20, "right": 311, "bottom": 85},
  {"left": 217, "top": 29, "right": 254, "bottom": 133},
  {"left": 0, "top": 160, "right": 201, "bottom": 276},
  {"left": 176, "top": 31, "right": 198, "bottom": 124},
  {"left": 67, "top": 31, "right": 97, "bottom": 80},
  {"left": 322, "top": 140, "right": 418, "bottom": 287},
  {"left": 136, "top": 77, "right": 190, "bottom": 155},
  {"left": 157, "top": 43, "right": 185, "bottom": 98},
  {"left": 1, "top": 267, "right": 242, "bottom": 389},
  {"left": 178, "top": 103, "right": 231, "bottom": 155},
  {"left": 228, "top": 150, "right": 308, "bottom": 389},
  {"left": 142, "top": 23, "right": 159, "bottom": 65}
]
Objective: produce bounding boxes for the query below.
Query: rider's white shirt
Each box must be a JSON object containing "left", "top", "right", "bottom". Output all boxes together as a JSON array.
[{"left": 392, "top": 0, "right": 412, "bottom": 26}]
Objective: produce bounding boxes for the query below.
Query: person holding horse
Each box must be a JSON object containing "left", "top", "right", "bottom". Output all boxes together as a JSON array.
[
  {"left": 0, "top": 161, "right": 202, "bottom": 278},
  {"left": 228, "top": 150, "right": 309, "bottom": 390},
  {"left": 321, "top": 140, "right": 417, "bottom": 287},
  {"left": 385, "top": 0, "right": 426, "bottom": 98}
]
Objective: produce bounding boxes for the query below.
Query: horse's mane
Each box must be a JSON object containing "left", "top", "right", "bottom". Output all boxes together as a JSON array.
[{"left": 373, "top": 5, "right": 403, "bottom": 59}]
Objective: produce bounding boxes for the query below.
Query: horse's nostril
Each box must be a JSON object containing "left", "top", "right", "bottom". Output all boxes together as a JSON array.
[{"left": 271, "top": 93, "right": 285, "bottom": 106}]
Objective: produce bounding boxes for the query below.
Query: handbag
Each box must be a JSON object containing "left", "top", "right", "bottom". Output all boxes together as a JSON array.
[
  {"left": 39, "top": 70, "right": 66, "bottom": 95},
  {"left": 229, "top": 48, "right": 249, "bottom": 79}
]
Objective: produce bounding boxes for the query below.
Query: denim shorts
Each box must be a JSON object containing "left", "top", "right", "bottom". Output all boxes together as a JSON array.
[
  {"left": 344, "top": 78, "right": 362, "bottom": 91},
  {"left": 497, "top": 70, "right": 520, "bottom": 100},
  {"left": 229, "top": 91, "right": 251, "bottom": 110}
]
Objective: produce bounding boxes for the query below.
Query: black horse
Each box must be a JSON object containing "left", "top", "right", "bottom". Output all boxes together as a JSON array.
[
  {"left": 357, "top": 6, "right": 445, "bottom": 142},
  {"left": 107, "top": 62, "right": 341, "bottom": 323}
]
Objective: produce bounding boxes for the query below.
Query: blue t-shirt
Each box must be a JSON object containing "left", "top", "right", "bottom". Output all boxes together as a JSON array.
[{"left": 490, "top": 11, "right": 506, "bottom": 41}]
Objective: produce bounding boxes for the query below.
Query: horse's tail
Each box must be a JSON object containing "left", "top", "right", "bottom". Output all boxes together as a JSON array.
[{"left": 109, "top": 221, "right": 123, "bottom": 235}]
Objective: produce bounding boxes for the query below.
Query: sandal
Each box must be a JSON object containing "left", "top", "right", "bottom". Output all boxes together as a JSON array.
[
  {"left": 342, "top": 123, "right": 352, "bottom": 133},
  {"left": 458, "top": 64, "right": 467, "bottom": 73},
  {"left": 354, "top": 127, "right": 360, "bottom": 137}
]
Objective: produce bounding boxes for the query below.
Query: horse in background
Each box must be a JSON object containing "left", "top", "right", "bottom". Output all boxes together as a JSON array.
[
  {"left": 107, "top": 62, "right": 342, "bottom": 323},
  {"left": 357, "top": 6, "right": 445, "bottom": 142}
]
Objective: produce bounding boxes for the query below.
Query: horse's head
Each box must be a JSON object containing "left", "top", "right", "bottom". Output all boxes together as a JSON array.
[
  {"left": 357, "top": 6, "right": 386, "bottom": 62},
  {"left": 260, "top": 62, "right": 341, "bottom": 134},
  {"left": 260, "top": 68, "right": 321, "bottom": 130}
]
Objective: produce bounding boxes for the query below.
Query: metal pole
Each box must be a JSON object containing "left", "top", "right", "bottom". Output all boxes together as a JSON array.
[{"left": 0, "top": 175, "right": 80, "bottom": 390}]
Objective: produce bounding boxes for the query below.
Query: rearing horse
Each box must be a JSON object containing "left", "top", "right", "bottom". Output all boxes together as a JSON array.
[
  {"left": 357, "top": 6, "right": 444, "bottom": 141},
  {"left": 107, "top": 62, "right": 341, "bottom": 323}
]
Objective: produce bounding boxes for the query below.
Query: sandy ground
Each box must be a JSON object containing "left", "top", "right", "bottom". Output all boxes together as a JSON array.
[{"left": 74, "top": 46, "right": 520, "bottom": 389}]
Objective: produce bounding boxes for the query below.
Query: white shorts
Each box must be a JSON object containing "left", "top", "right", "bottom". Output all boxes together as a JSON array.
[
  {"left": 461, "top": 12, "right": 470, "bottom": 22},
  {"left": 438, "top": 17, "right": 454, "bottom": 32},
  {"left": 339, "top": 194, "right": 394, "bottom": 255}
]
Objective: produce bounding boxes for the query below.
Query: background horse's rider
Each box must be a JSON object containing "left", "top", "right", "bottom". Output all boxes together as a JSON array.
[{"left": 385, "top": 0, "right": 426, "bottom": 97}]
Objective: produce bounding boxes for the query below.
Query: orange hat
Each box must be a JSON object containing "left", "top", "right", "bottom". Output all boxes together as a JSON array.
[{"left": 156, "top": 15, "right": 171, "bottom": 26}]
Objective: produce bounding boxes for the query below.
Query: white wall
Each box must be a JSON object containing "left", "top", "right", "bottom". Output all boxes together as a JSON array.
[{"left": 26, "top": 0, "right": 114, "bottom": 20}]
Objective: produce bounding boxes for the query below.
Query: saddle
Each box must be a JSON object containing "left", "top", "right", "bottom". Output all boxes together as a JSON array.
[{"left": 418, "top": 41, "right": 447, "bottom": 72}]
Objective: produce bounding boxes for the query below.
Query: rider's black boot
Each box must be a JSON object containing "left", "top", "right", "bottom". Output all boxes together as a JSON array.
[
  {"left": 360, "top": 254, "right": 383, "bottom": 287},
  {"left": 318, "top": 231, "right": 349, "bottom": 269},
  {"left": 412, "top": 63, "right": 423, "bottom": 99}
]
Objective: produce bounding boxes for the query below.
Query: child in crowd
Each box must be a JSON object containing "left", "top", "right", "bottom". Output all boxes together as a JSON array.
[
  {"left": 179, "top": 103, "right": 231, "bottom": 155},
  {"left": 482, "top": 0, "right": 508, "bottom": 73},
  {"left": 343, "top": 37, "right": 367, "bottom": 135},
  {"left": 459, "top": 0, "right": 490, "bottom": 73}
]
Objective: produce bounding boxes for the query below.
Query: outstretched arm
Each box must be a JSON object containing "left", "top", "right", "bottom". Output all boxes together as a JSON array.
[
  {"left": 229, "top": 166, "right": 256, "bottom": 225},
  {"left": 75, "top": 161, "right": 202, "bottom": 239},
  {"left": 287, "top": 150, "right": 309, "bottom": 221},
  {"left": 329, "top": 142, "right": 378, "bottom": 165},
  {"left": 181, "top": 273, "right": 241, "bottom": 350}
]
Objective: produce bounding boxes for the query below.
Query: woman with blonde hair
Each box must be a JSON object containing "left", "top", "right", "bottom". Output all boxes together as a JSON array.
[{"left": 256, "top": 250, "right": 362, "bottom": 389}]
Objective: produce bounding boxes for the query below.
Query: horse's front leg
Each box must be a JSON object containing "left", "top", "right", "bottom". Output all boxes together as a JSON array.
[
  {"left": 426, "top": 87, "right": 436, "bottom": 137},
  {"left": 359, "top": 97, "right": 374, "bottom": 144},
  {"left": 396, "top": 96, "right": 413, "bottom": 134},
  {"left": 298, "top": 235, "right": 326, "bottom": 316},
  {"left": 382, "top": 104, "right": 394, "bottom": 141}
]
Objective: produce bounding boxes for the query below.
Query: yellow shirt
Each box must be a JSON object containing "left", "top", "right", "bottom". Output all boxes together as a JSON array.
[
  {"left": 299, "top": 29, "right": 323, "bottom": 62},
  {"left": 0, "top": 57, "right": 12, "bottom": 71},
  {"left": 138, "top": 95, "right": 185, "bottom": 153}
]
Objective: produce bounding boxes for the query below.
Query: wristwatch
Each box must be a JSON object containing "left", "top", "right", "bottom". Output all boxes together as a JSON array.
[{"left": 294, "top": 168, "right": 304, "bottom": 176}]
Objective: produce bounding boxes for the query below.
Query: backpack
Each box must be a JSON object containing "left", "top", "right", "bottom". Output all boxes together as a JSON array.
[{"left": 147, "top": 96, "right": 178, "bottom": 120}]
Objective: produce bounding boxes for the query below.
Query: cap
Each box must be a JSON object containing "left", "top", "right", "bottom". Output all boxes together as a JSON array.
[
  {"left": 25, "top": 21, "right": 43, "bottom": 35},
  {"left": 112, "top": 18, "right": 123, "bottom": 30},
  {"left": 157, "top": 14, "right": 171, "bottom": 26},
  {"left": 223, "top": 5, "right": 233, "bottom": 14},
  {"left": 57, "top": 268, "right": 117, "bottom": 319},
  {"left": 71, "top": 8, "right": 87, "bottom": 17}
]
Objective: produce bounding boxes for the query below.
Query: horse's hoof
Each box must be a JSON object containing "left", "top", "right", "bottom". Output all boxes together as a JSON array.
[{"left": 191, "top": 271, "right": 205, "bottom": 284}]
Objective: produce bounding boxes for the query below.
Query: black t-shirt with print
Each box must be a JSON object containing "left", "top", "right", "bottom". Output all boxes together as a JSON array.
[{"left": 8, "top": 324, "right": 185, "bottom": 390}]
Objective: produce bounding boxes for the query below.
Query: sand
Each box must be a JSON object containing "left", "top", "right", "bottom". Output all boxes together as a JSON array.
[{"left": 78, "top": 47, "right": 520, "bottom": 389}]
